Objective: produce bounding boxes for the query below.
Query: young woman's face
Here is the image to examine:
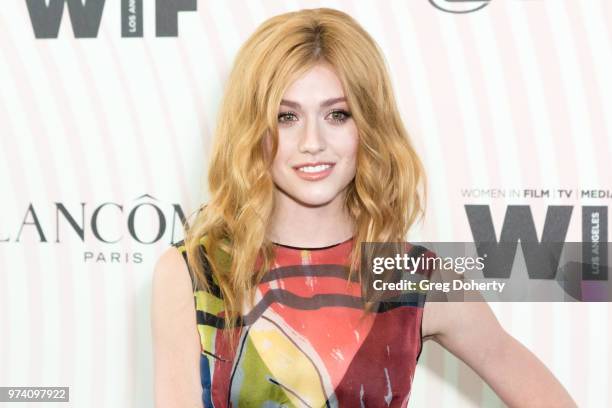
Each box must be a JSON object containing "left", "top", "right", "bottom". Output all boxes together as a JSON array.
[{"left": 266, "top": 62, "right": 359, "bottom": 207}]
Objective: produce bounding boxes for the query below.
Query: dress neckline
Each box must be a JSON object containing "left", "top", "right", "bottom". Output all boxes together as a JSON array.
[{"left": 271, "top": 236, "right": 354, "bottom": 251}]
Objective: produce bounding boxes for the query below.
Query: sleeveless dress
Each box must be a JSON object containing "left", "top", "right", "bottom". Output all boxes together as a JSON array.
[{"left": 172, "top": 236, "right": 432, "bottom": 408}]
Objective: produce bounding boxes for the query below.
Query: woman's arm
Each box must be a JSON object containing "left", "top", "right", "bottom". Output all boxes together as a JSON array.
[
  {"left": 151, "top": 246, "right": 203, "bottom": 408},
  {"left": 422, "top": 300, "right": 577, "bottom": 407}
]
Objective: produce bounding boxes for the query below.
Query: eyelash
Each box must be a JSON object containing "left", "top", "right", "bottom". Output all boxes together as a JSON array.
[{"left": 277, "top": 109, "right": 352, "bottom": 125}]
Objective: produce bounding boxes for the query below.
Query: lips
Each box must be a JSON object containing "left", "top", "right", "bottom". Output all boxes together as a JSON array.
[{"left": 292, "top": 162, "right": 336, "bottom": 181}]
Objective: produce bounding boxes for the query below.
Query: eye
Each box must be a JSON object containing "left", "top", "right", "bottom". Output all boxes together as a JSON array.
[
  {"left": 326, "top": 109, "right": 352, "bottom": 124},
  {"left": 278, "top": 111, "right": 298, "bottom": 124}
]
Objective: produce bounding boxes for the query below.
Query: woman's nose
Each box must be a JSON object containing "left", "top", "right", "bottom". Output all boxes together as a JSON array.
[{"left": 298, "top": 119, "right": 326, "bottom": 154}]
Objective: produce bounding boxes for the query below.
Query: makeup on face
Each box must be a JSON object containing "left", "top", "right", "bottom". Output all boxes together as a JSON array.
[{"left": 268, "top": 62, "right": 358, "bottom": 207}]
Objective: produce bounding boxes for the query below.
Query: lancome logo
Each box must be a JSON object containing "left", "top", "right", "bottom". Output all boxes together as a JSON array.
[
  {"left": 0, "top": 194, "right": 188, "bottom": 264},
  {"left": 25, "top": 0, "right": 196, "bottom": 39}
]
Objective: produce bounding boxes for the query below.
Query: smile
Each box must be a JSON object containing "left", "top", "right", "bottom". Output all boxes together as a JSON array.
[{"left": 293, "top": 163, "right": 335, "bottom": 181}]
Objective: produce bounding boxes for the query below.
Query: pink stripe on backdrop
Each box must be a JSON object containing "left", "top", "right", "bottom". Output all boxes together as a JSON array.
[
  {"left": 178, "top": 5, "right": 229, "bottom": 159},
  {"left": 17, "top": 0, "right": 136, "bottom": 397},
  {"left": 521, "top": 3, "right": 579, "bottom": 189},
  {"left": 7, "top": 3, "right": 117, "bottom": 397},
  {"left": 229, "top": 0, "right": 258, "bottom": 34},
  {"left": 196, "top": 12, "right": 229, "bottom": 84},
  {"left": 531, "top": 302, "right": 554, "bottom": 388},
  {"left": 407, "top": 4, "right": 480, "bottom": 241},
  {"left": 571, "top": 303, "right": 590, "bottom": 405},
  {"left": 36, "top": 37, "right": 117, "bottom": 407},
  {"left": 491, "top": 3, "right": 593, "bottom": 404},
  {"left": 101, "top": 14, "right": 198, "bottom": 402},
  {"left": 175, "top": 41, "right": 213, "bottom": 150},
  {"left": 541, "top": 4, "right": 600, "bottom": 406},
  {"left": 15, "top": 0, "right": 112, "bottom": 392},
  {"left": 27, "top": 38, "right": 93, "bottom": 402},
  {"left": 0, "top": 97, "right": 25, "bottom": 387},
  {"left": 491, "top": 2, "right": 560, "bottom": 398},
  {"left": 445, "top": 14, "right": 514, "bottom": 241},
  {"left": 602, "top": 5, "right": 612, "bottom": 407},
  {"left": 96, "top": 26, "right": 148, "bottom": 408},
  {"left": 140, "top": 40, "right": 193, "bottom": 213},
  {"left": 498, "top": 1, "right": 562, "bottom": 185},
  {"left": 0, "top": 13, "right": 58, "bottom": 391},
  {"left": 0, "top": 30, "right": 24, "bottom": 385},
  {"left": 571, "top": 1, "right": 612, "bottom": 188},
  {"left": 184, "top": 0, "right": 259, "bottom": 154},
  {"left": 452, "top": 16, "right": 513, "bottom": 186},
  {"left": 0, "top": 255, "right": 7, "bottom": 385},
  {"left": 69, "top": 37, "right": 130, "bottom": 408},
  {"left": 374, "top": 1, "right": 444, "bottom": 240},
  {"left": 463, "top": 9, "right": 540, "bottom": 187}
]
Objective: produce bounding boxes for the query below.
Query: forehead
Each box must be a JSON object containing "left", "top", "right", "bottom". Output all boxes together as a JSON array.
[{"left": 282, "top": 62, "right": 346, "bottom": 102}]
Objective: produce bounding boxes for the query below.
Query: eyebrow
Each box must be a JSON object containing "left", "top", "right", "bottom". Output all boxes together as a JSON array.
[{"left": 280, "top": 97, "right": 347, "bottom": 109}]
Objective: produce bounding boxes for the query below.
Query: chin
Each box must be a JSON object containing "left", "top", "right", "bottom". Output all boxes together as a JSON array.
[{"left": 287, "top": 188, "right": 341, "bottom": 207}]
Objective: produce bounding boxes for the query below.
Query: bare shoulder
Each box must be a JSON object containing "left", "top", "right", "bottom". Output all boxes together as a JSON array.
[
  {"left": 419, "top": 262, "right": 502, "bottom": 345},
  {"left": 421, "top": 298, "right": 439, "bottom": 340},
  {"left": 151, "top": 245, "right": 202, "bottom": 408},
  {"left": 421, "top": 293, "right": 507, "bottom": 376},
  {"left": 421, "top": 300, "right": 501, "bottom": 341},
  {"left": 152, "top": 246, "right": 192, "bottom": 302},
  {"left": 151, "top": 245, "right": 198, "bottom": 319}
]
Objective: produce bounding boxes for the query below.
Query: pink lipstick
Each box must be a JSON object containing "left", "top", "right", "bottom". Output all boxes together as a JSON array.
[{"left": 292, "top": 162, "right": 335, "bottom": 181}]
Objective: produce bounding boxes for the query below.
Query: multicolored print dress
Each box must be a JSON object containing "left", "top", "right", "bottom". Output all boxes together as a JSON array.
[{"left": 173, "top": 236, "right": 433, "bottom": 407}]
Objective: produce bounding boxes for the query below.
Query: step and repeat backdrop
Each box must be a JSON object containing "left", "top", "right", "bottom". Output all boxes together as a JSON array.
[{"left": 1, "top": 0, "right": 611, "bottom": 406}]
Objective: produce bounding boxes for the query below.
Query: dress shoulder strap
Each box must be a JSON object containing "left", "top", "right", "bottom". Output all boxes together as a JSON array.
[{"left": 172, "top": 238, "right": 211, "bottom": 292}]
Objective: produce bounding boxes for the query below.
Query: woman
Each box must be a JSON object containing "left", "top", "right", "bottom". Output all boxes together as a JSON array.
[{"left": 151, "top": 8, "right": 576, "bottom": 408}]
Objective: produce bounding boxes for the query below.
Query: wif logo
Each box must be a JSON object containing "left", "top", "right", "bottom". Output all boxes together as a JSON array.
[
  {"left": 429, "top": 0, "right": 492, "bottom": 14},
  {"left": 25, "top": 0, "right": 197, "bottom": 39}
]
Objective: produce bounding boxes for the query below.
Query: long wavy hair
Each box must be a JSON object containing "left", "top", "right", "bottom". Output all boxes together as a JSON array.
[{"left": 183, "top": 7, "right": 426, "bottom": 342}]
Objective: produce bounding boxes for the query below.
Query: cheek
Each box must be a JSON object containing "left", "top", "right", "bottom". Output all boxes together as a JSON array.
[
  {"left": 273, "top": 129, "right": 296, "bottom": 159},
  {"left": 270, "top": 138, "right": 293, "bottom": 178},
  {"left": 338, "top": 126, "right": 359, "bottom": 162},
  {"left": 264, "top": 132, "right": 289, "bottom": 170},
  {"left": 342, "top": 130, "right": 359, "bottom": 178}
]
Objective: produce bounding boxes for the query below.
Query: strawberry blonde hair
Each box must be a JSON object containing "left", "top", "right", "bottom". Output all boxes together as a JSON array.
[{"left": 183, "top": 7, "right": 426, "bottom": 339}]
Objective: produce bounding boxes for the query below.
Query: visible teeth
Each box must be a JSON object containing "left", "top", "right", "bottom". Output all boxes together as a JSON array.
[{"left": 297, "top": 164, "right": 332, "bottom": 173}]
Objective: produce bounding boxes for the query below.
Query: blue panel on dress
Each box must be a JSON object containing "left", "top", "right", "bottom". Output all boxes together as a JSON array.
[{"left": 200, "top": 353, "right": 213, "bottom": 407}]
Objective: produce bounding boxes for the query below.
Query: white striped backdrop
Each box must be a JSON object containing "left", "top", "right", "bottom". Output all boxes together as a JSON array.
[{"left": 0, "top": 1, "right": 610, "bottom": 406}]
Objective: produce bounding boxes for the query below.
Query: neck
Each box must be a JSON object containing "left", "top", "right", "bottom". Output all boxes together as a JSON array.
[{"left": 267, "top": 189, "right": 355, "bottom": 248}]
